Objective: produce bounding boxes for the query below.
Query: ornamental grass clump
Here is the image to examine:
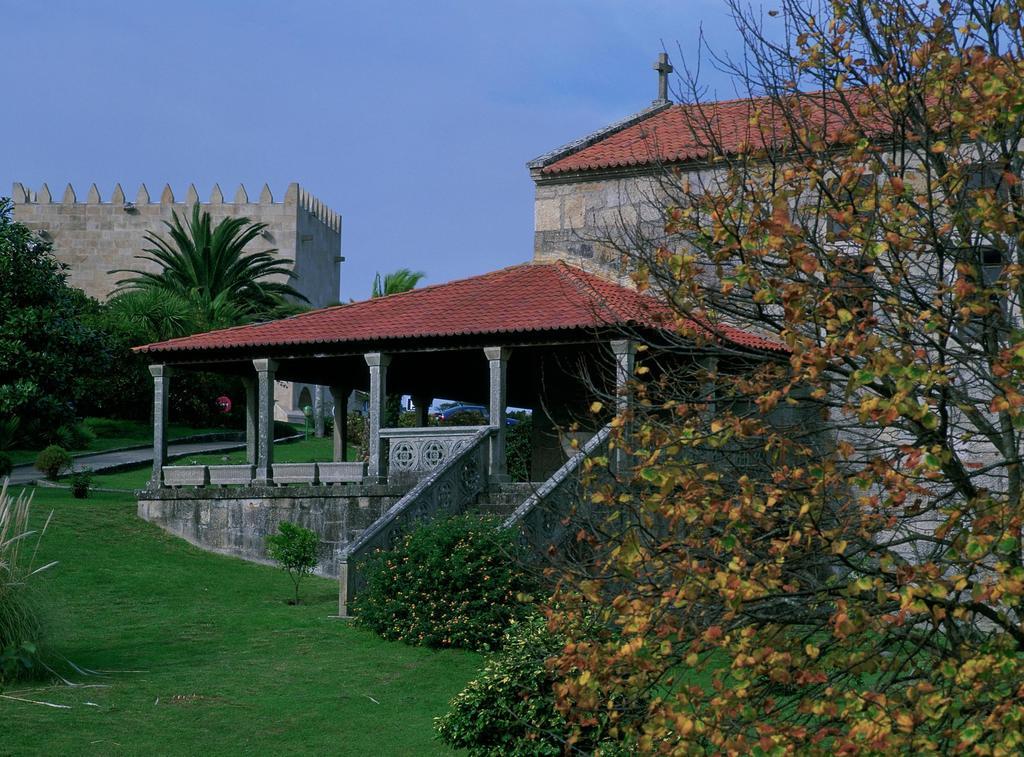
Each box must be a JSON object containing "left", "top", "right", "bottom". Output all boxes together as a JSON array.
[
  {"left": 354, "top": 515, "right": 534, "bottom": 652},
  {"left": 0, "top": 482, "right": 56, "bottom": 683}
]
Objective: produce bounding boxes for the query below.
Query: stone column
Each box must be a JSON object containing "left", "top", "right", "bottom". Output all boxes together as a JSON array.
[
  {"left": 149, "top": 364, "right": 172, "bottom": 487},
  {"left": 365, "top": 353, "right": 391, "bottom": 481},
  {"left": 313, "top": 385, "right": 325, "bottom": 438},
  {"left": 253, "top": 359, "right": 278, "bottom": 484},
  {"left": 611, "top": 339, "right": 636, "bottom": 474},
  {"left": 330, "top": 386, "right": 349, "bottom": 462},
  {"left": 484, "top": 347, "right": 511, "bottom": 482},
  {"left": 243, "top": 376, "right": 257, "bottom": 465},
  {"left": 412, "top": 394, "right": 431, "bottom": 427}
]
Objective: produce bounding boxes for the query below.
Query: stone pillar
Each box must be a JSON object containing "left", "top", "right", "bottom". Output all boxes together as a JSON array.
[
  {"left": 611, "top": 339, "right": 636, "bottom": 474},
  {"left": 330, "top": 386, "right": 349, "bottom": 462},
  {"left": 365, "top": 353, "right": 391, "bottom": 481},
  {"left": 412, "top": 394, "right": 431, "bottom": 427},
  {"left": 314, "top": 385, "right": 325, "bottom": 438},
  {"left": 484, "top": 347, "right": 511, "bottom": 482},
  {"left": 253, "top": 359, "right": 278, "bottom": 484},
  {"left": 243, "top": 376, "right": 257, "bottom": 465},
  {"left": 149, "top": 364, "right": 172, "bottom": 487}
]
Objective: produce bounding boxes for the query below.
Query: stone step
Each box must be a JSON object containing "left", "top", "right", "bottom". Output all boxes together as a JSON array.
[{"left": 472, "top": 501, "right": 518, "bottom": 518}]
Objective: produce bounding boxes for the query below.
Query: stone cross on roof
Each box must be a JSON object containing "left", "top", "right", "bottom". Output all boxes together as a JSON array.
[{"left": 653, "top": 52, "right": 673, "bottom": 105}]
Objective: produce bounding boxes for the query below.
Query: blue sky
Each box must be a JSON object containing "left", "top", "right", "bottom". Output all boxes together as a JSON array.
[{"left": 0, "top": 0, "right": 746, "bottom": 300}]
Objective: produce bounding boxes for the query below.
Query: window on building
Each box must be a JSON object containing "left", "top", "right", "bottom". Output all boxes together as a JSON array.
[{"left": 825, "top": 173, "right": 876, "bottom": 237}]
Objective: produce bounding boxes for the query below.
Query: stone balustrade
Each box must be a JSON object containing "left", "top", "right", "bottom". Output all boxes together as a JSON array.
[
  {"left": 160, "top": 461, "right": 366, "bottom": 488},
  {"left": 380, "top": 426, "right": 486, "bottom": 485}
]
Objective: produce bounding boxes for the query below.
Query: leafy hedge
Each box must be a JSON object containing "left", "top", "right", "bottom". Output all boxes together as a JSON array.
[
  {"left": 436, "top": 614, "right": 635, "bottom": 756},
  {"left": 435, "top": 615, "right": 568, "bottom": 756},
  {"left": 353, "top": 515, "right": 533, "bottom": 652}
]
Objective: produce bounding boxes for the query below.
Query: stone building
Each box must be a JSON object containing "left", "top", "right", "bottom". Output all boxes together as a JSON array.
[{"left": 10, "top": 180, "right": 342, "bottom": 423}]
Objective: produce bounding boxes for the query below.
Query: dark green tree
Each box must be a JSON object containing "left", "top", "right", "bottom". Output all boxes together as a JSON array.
[{"left": 0, "top": 199, "right": 111, "bottom": 443}]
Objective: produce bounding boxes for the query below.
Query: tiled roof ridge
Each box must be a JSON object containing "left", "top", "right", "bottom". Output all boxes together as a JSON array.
[
  {"left": 540, "top": 87, "right": 873, "bottom": 176},
  {"left": 133, "top": 260, "right": 788, "bottom": 356},
  {"left": 138, "top": 262, "right": 555, "bottom": 351}
]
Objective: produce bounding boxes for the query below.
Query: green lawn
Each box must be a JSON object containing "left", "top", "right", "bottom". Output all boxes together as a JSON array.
[
  {"left": 7, "top": 418, "right": 234, "bottom": 466},
  {"left": 3, "top": 485, "right": 479, "bottom": 755},
  {"left": 87, "top": 437, "right": 354, "bottom": 491}
]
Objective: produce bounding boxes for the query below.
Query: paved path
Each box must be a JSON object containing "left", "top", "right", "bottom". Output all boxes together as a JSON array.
[{"left": 6, "top": 439, "right": 248, "bottom": 486}]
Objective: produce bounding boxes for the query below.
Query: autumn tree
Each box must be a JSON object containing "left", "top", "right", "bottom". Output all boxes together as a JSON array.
[{"left": 541, "top": 1, "right": 1024, "bottom": 752}]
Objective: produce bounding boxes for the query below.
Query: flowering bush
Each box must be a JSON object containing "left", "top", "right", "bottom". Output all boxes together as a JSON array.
[{"left": 353, "top": 515, "right": 533, "bottom": 651}]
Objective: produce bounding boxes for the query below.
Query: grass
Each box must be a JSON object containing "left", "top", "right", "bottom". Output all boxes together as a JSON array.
[
  {"left": 86, "top": 437, "right": 355, "bottom": 491},
  {"left": 6, "top": 418, "right": 232, "bottom": 466},
  {"left": 2, "top": 485, "right": 480, "bottom": 755}
]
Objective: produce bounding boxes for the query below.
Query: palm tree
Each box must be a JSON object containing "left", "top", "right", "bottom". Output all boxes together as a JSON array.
[
  {"left": 112, "top": 204, "right": 307, "bottom": 329},
  {"left": 371, "top": 268, "right": 425, "bottom": 298},
  {"left": 104, "top": 288, "right": 203, "bottom": 343}
]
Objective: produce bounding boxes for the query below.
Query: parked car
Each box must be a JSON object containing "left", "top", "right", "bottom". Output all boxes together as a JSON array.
[{"left": 433, "top": 404, "right": 519, "bottom": 426}]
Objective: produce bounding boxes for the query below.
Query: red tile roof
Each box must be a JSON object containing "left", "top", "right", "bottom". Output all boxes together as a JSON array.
[
  {"left": 541, "top": 91, "right": 878, "bottom": 175},
  {"left": 133, "top": 262, "right": 786, "bottom": 356}
]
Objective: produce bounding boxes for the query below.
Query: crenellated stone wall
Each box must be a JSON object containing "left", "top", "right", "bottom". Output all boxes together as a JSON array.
[{"left": 10, "top": 181, "right": 342, "bottom": 308}]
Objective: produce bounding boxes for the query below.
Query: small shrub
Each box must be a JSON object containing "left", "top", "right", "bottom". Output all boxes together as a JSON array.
[
  {"left": 436, "top": 615, "right": 633, "bottom": 756},
  {"left": 506, "top": 416, "right": 533, "bottom": 482},
  {"left": 82, "top": 417, "right": 128, "bottom": 438},
  {"left": 0, "top": 453, "right": 11, "bottom": 479},
  {"left": 354, "top": 515, "right": 533, "bottom": 652},
  {"left": 435, "top": 615, "right": 570, "bottom": 756},
  {"left": 34, "top": 446, "right": 72, "bottom": 480},
  {"left": 265, "top": 521, "right": 319, "bottom": 604},
  {"left": 0, "top": 417, "right": 20, "bottom": 451},
  {"left": 346, "top": 412, "right": 368, "bottom": 460},
  {"left": 62, "top": 423, "right": 96, "bottom": 450},
  {"left": 0, "top": 484, "right": 55, "bottom": 685},
  {"left": 70, "top": 469, "right": 92, "bottom": 499}
]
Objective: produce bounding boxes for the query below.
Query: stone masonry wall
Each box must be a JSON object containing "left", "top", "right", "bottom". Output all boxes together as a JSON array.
[
  {"left": 11, "top": 181, "right": 341, "bottom": 307},
  {"left": 138, "top": 485, "right": 404, "bottom": 578},
  {"left": 532, "top": 172, "right": 668, "bottom": 280}
]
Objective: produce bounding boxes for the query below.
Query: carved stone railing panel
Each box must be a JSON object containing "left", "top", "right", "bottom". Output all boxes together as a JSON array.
[
  {"left": 380, "top": 426, "right": 482, "bottom": 483},
  {"left": 503, "top": 425, "right": 612, "bottom": 559},
  {"left": 339, "top": 427, "right": 493, "bottom": 615}
]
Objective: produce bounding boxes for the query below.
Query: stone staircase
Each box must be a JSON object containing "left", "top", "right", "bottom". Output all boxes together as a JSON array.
[
  {"left": 471, "top": 482, "right": 543, "bottom": 519},
  {"left": 338, "top": 425, "right": 613, "bottom": 616}
]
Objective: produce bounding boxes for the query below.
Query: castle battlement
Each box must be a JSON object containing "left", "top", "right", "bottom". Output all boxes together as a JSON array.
[
  {"left": 10, "top": 180, "right": 342, "bottom": 308},
  {"left": 11, "top": 181, "right": 341, "bottom": 233}
]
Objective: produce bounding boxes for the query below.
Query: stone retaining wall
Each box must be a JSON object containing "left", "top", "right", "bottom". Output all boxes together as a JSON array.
[{"left": 138, "top": 484, "right": 404, "bottom": 577}]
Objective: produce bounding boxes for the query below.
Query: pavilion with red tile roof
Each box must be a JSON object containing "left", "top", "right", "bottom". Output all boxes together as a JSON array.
[{"left": 136, "top": 260, "right": 784, "bottom": 488}]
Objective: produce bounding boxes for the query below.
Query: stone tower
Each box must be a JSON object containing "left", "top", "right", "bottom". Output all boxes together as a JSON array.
[{"left": 11, "top": 180, "right": 343, "bottom": 423}]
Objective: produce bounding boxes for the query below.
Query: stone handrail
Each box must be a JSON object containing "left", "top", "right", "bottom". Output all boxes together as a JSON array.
[
  {"left": 338, "top": 426, "right": 494, "bottom": 616},
  {"left": 380, "top": 425, "right": 483, "bottom": 483},
  {"left": 503, "top": 424, "right": 612, "bottom": 556}
]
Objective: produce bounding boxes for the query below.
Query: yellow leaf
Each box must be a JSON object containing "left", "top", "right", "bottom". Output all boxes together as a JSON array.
[
  {"left": 590, "top": 401, "right": 603, "bottom": 413},
  {"left": 930, "top": 141, "right": 946, "bottom": 154}
]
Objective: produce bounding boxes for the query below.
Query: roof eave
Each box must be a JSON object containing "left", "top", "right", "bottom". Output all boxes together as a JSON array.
[{"left": 526, "top": 101, "right": 673, "bottom": 175}]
